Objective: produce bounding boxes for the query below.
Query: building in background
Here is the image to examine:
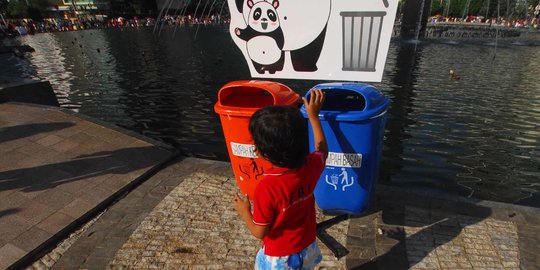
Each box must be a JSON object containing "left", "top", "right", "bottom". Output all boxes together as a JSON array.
[{"left": 49, "top": 0, "right": 109, "bottom": 20}]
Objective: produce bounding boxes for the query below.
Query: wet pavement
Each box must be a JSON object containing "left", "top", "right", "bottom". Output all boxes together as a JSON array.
[{"left": 2, "top": 102, "right": 540, "bottom": 269}]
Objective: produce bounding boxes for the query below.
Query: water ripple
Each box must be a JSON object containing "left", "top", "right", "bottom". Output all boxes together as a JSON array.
[{"left": 2, "top": 28, "right": 540, "bottom": 207}]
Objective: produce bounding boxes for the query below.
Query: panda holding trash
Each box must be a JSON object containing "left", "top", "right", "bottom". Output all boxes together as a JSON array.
[{"left": 233, "top": 0, "right": 331, "bottom": 74}]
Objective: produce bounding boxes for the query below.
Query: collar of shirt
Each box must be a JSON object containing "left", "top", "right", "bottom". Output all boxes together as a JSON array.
[{"left": 263, "top": 166, "right": 297, "bottom": 176}]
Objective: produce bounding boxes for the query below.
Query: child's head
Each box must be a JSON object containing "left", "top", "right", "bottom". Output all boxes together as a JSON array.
[{"left": 249, "top": 105, "right": 308, "bottom": 169}]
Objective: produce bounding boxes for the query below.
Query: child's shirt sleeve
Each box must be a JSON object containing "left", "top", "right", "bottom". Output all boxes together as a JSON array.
[
  {"left": 312, "top": 150, "right": 327, "bottom": 165},
  {"left": 252, "top": 181, "right": 274, "bottom": 226},
  {"left": 311, "top": 151, "right": 327, "bottom": 175}
]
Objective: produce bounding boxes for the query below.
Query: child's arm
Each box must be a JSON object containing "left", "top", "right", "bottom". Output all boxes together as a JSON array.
[
  {"left": 303, "top": 89, "right": 328, "bottom": 159},
  {"left": 234, "top": 193, "right": 270, "bottom": 239}
]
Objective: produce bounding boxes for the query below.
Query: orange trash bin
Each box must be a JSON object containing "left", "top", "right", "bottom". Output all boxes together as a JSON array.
[{"left": 214, "top": 80, "right": 300, "bottom": 198}]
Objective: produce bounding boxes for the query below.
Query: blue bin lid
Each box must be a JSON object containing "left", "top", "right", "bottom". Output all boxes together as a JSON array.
[{"left": 300, "top": 83, "right": 389, "bottom": 121}]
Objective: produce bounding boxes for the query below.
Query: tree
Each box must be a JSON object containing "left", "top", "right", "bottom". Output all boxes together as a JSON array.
[
  {"left": 7, "top": 0, "right": 52, "bottom": 19},
  {"left": 7, "top": 0, "right": 29, "bottom": 17},
  {"left": 1, "top": 0, "right": 8, "bottom": 14}
]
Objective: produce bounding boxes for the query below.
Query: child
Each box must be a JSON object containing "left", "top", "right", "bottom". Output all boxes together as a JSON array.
[{"left": 234, "top": 89, "right": 328, "bottom": 270}]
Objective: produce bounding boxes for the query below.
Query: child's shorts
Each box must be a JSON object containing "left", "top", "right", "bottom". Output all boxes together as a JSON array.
[{"left": 255, "top": 241, "right": 323, "bottom": 270}]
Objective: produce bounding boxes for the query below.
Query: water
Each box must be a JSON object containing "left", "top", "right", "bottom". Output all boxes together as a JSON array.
[{"left": 1, "top": 26, "right": 539, "bottom": 207}]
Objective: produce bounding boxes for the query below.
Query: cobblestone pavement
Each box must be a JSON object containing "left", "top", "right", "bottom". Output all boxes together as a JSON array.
[
  {"left": 107, "top": 172, "right": 347, "bottom": 269},
  {"left": 29, "top": 158, "right": 540, "bottom": 270},
  {"left": 344, "top": 187, "right": 540, "bottom": 270},
  {"left": 404, "top": 207, "right": 520, "bottom": 269}
]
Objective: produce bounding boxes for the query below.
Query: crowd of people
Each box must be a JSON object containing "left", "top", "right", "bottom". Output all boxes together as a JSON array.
[
  {"left": 0, "top": 14, "right": 229, "bottom": 38},
  {"left": 3, "top": 6, "right": 540, "bottom": 39},
  {"left": 429, "top": 3, "right": 540, "bottom": 29},
  {"left": 430, "top": 15, "right": 540, "bottom": 29}
]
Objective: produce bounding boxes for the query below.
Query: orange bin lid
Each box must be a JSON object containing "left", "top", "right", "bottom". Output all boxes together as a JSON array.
[{"left": 214, "top": 80, "right": 300, "bottom": 117}]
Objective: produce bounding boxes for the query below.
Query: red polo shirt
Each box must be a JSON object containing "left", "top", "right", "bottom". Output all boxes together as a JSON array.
[{"left": 252, "top": 151, "right": 326, "bottom": 256}]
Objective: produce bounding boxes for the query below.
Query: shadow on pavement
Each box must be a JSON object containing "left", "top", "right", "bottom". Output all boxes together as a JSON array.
[
  {"left": 0, "top": 208, "right": 21, "bottom": 218},
  {"left": 0, "top": 122, "right": 75, "bottom": 143},
  {"left": 0, "top": 146, "right": 167, "bottom": 193},
  {"left": 350, "top": 195, "right": 492, "bottom": 269}
]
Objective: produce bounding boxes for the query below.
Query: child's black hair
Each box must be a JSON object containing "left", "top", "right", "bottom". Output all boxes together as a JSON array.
[{"left": 249, "top": 105, "right": 309, "bottom": 169}]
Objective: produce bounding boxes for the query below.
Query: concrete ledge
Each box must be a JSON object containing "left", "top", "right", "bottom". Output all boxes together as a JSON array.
[
  {"left": 0, "top": 77, "right": 59, "bottom": 107},
  {"left": 0, "top": 102, "right": 179, "bottom": 269}
]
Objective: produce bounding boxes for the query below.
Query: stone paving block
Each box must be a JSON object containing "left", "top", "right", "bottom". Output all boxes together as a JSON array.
[
  {"left": 59, "top": 198, "right": 95, "bottom": 219},
  {"left": 12, "top": 188, "right": 47, "bottom": 204},
  {"left": 0, "top": 191, "right": 29, "bottom": 211},
  {"left": 65, "top": 132, "right": 97, "bottom": 148},
  {"left": 78, "top": 186, "right": 113, "bottom": 205},
  {"left": 347, "top": 246, "right": 376, "bottom": 259},
  {"left": 50, "top": 254, "right": 87, "bottom": 270},
  {"left": 29, "top": 147, "right": 63, "bottom": 162},
  {"left": 56, "top": 179, "right": 93, "bottom": 195},
  {"left": 375, "top": 244, "right": 396, "bottom": 257},
  {"left": 11, "top": 226, "right": 52, "bottom": 252},
  {"left": 0, "top": 243, "right": 26, "bottom": 270},
  {"left": 16, "top": 140, "right": 50, "bottom": 156},
  {"left": 0, "top": 214, "right": 33, "bottom": 244},
  {"left": 1, "top": 138, "right": 30, "bottom": 154},
  {"left": 36, "top": 212, "right": 75, "bottom": 235},
  {"left": 53, "top": 125, "right": 82, "bottom": 139},
  {"left": 348, "top": 222, "right": 375, "bottom": 237},
  {"left": 33, "top": 189, "right": 76, "bottom": 211},
  {"left": 14, "top": 154, "right": 45, "bottom": 169},
  {"left": 17, "top": 201, "right": 56, "bottom": 225},
  {"left": 0, "top": 189, "right": 20, "bottom": 204},
  {"left": 51, "top": 139, "right": 80, "bottom": 153}
]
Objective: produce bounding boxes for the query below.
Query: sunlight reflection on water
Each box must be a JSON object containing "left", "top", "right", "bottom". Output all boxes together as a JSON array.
[{"left": 1, "top": 27, "right": 539, "bottom": 206}]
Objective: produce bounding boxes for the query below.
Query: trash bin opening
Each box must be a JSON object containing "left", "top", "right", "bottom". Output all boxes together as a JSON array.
[
  {"left": 220, "top": 86, "right": 275, "bottom": 108},
  {"left": 314, "top": 89, "right": 366, "bottom": 111}
]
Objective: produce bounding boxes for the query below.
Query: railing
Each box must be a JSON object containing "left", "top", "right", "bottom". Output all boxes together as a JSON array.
[
  {"left": 391, "top": 22, "right": 538, "bottom": 40},
  {"left": 425, "top": 23, "right": 522, "bottom": 39}
]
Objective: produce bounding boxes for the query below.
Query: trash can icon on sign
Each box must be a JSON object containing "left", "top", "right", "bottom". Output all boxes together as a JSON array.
[
  {"left": 300, "top": 83, "right": 389, "bottom": 215},
  {"left": 214, "top": 80, "right": 300, "bottom": 198}
]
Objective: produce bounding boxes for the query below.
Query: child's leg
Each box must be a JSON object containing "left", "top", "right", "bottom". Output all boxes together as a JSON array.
[
  {"left": 254, "top": 242, "right": 322, "bottom": 270},
  {"left": 299, "top": 241, "right": 323, "bottom": 270},
  {"left": 255, "top": 248, "right": 290, "bottom": 270}
]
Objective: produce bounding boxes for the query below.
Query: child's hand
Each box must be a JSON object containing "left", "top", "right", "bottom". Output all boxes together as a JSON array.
[
  {"left": 234, "top": 193, "right": 251, "bottom": 218},
  {"left": 303, "top": 89, "right": 325, "bottom": 119},
  {"left": 303, "top": 89, "right": 328, "bottom": 157}
]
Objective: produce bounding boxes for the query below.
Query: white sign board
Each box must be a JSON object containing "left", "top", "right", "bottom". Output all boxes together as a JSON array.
[
  {"left": 326, "top": 152, "right": 362, "bottom": 168},
  {"left": 227, "top": 0, "right": 398, "bottom": 82}
]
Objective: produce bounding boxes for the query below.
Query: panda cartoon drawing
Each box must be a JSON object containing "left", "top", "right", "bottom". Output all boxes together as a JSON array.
[
  {"left": 234, "top": 0, "right": 331, "bottom": 72},
  {"left": 234, "top": 0, "right": 284, "bottom": 74}
]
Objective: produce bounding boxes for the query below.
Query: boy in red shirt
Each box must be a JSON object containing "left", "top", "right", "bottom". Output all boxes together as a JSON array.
[{"left": 234, "top": 89, "right": 328, "bottom": 269}]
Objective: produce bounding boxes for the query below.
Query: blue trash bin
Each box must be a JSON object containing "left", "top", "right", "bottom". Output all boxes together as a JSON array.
[{"left": 300, "top": 83, "right": 389, "bottom": 215}]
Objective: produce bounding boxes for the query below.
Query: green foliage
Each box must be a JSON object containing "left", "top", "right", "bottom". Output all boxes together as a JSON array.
[
  {"left": 7, "top": 0, "right": 29, "bottom": 17},
  {"left": 27, "top": 6, "right": 42, "bottom": 19},
  {"left": 0, "top": 0, "right": 8, "bottom": 13},
  {"left": 431, "top": 0, "right": 444, "bottom": 15},
  {"left": 33, "top": 0, "right": 52, "bottom": 10},
  {"left": 6, "top": 0, "right": 52, "bottom": 18}
]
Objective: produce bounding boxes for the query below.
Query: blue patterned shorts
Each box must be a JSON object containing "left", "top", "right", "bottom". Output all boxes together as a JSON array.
[{"left": 255, "top": 241, "right": 323, "bottom": 270}]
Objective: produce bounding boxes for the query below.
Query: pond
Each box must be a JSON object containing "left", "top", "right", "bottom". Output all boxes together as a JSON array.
[{"left": 1, "top": 25, "right": 539, "bottom": 207}]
